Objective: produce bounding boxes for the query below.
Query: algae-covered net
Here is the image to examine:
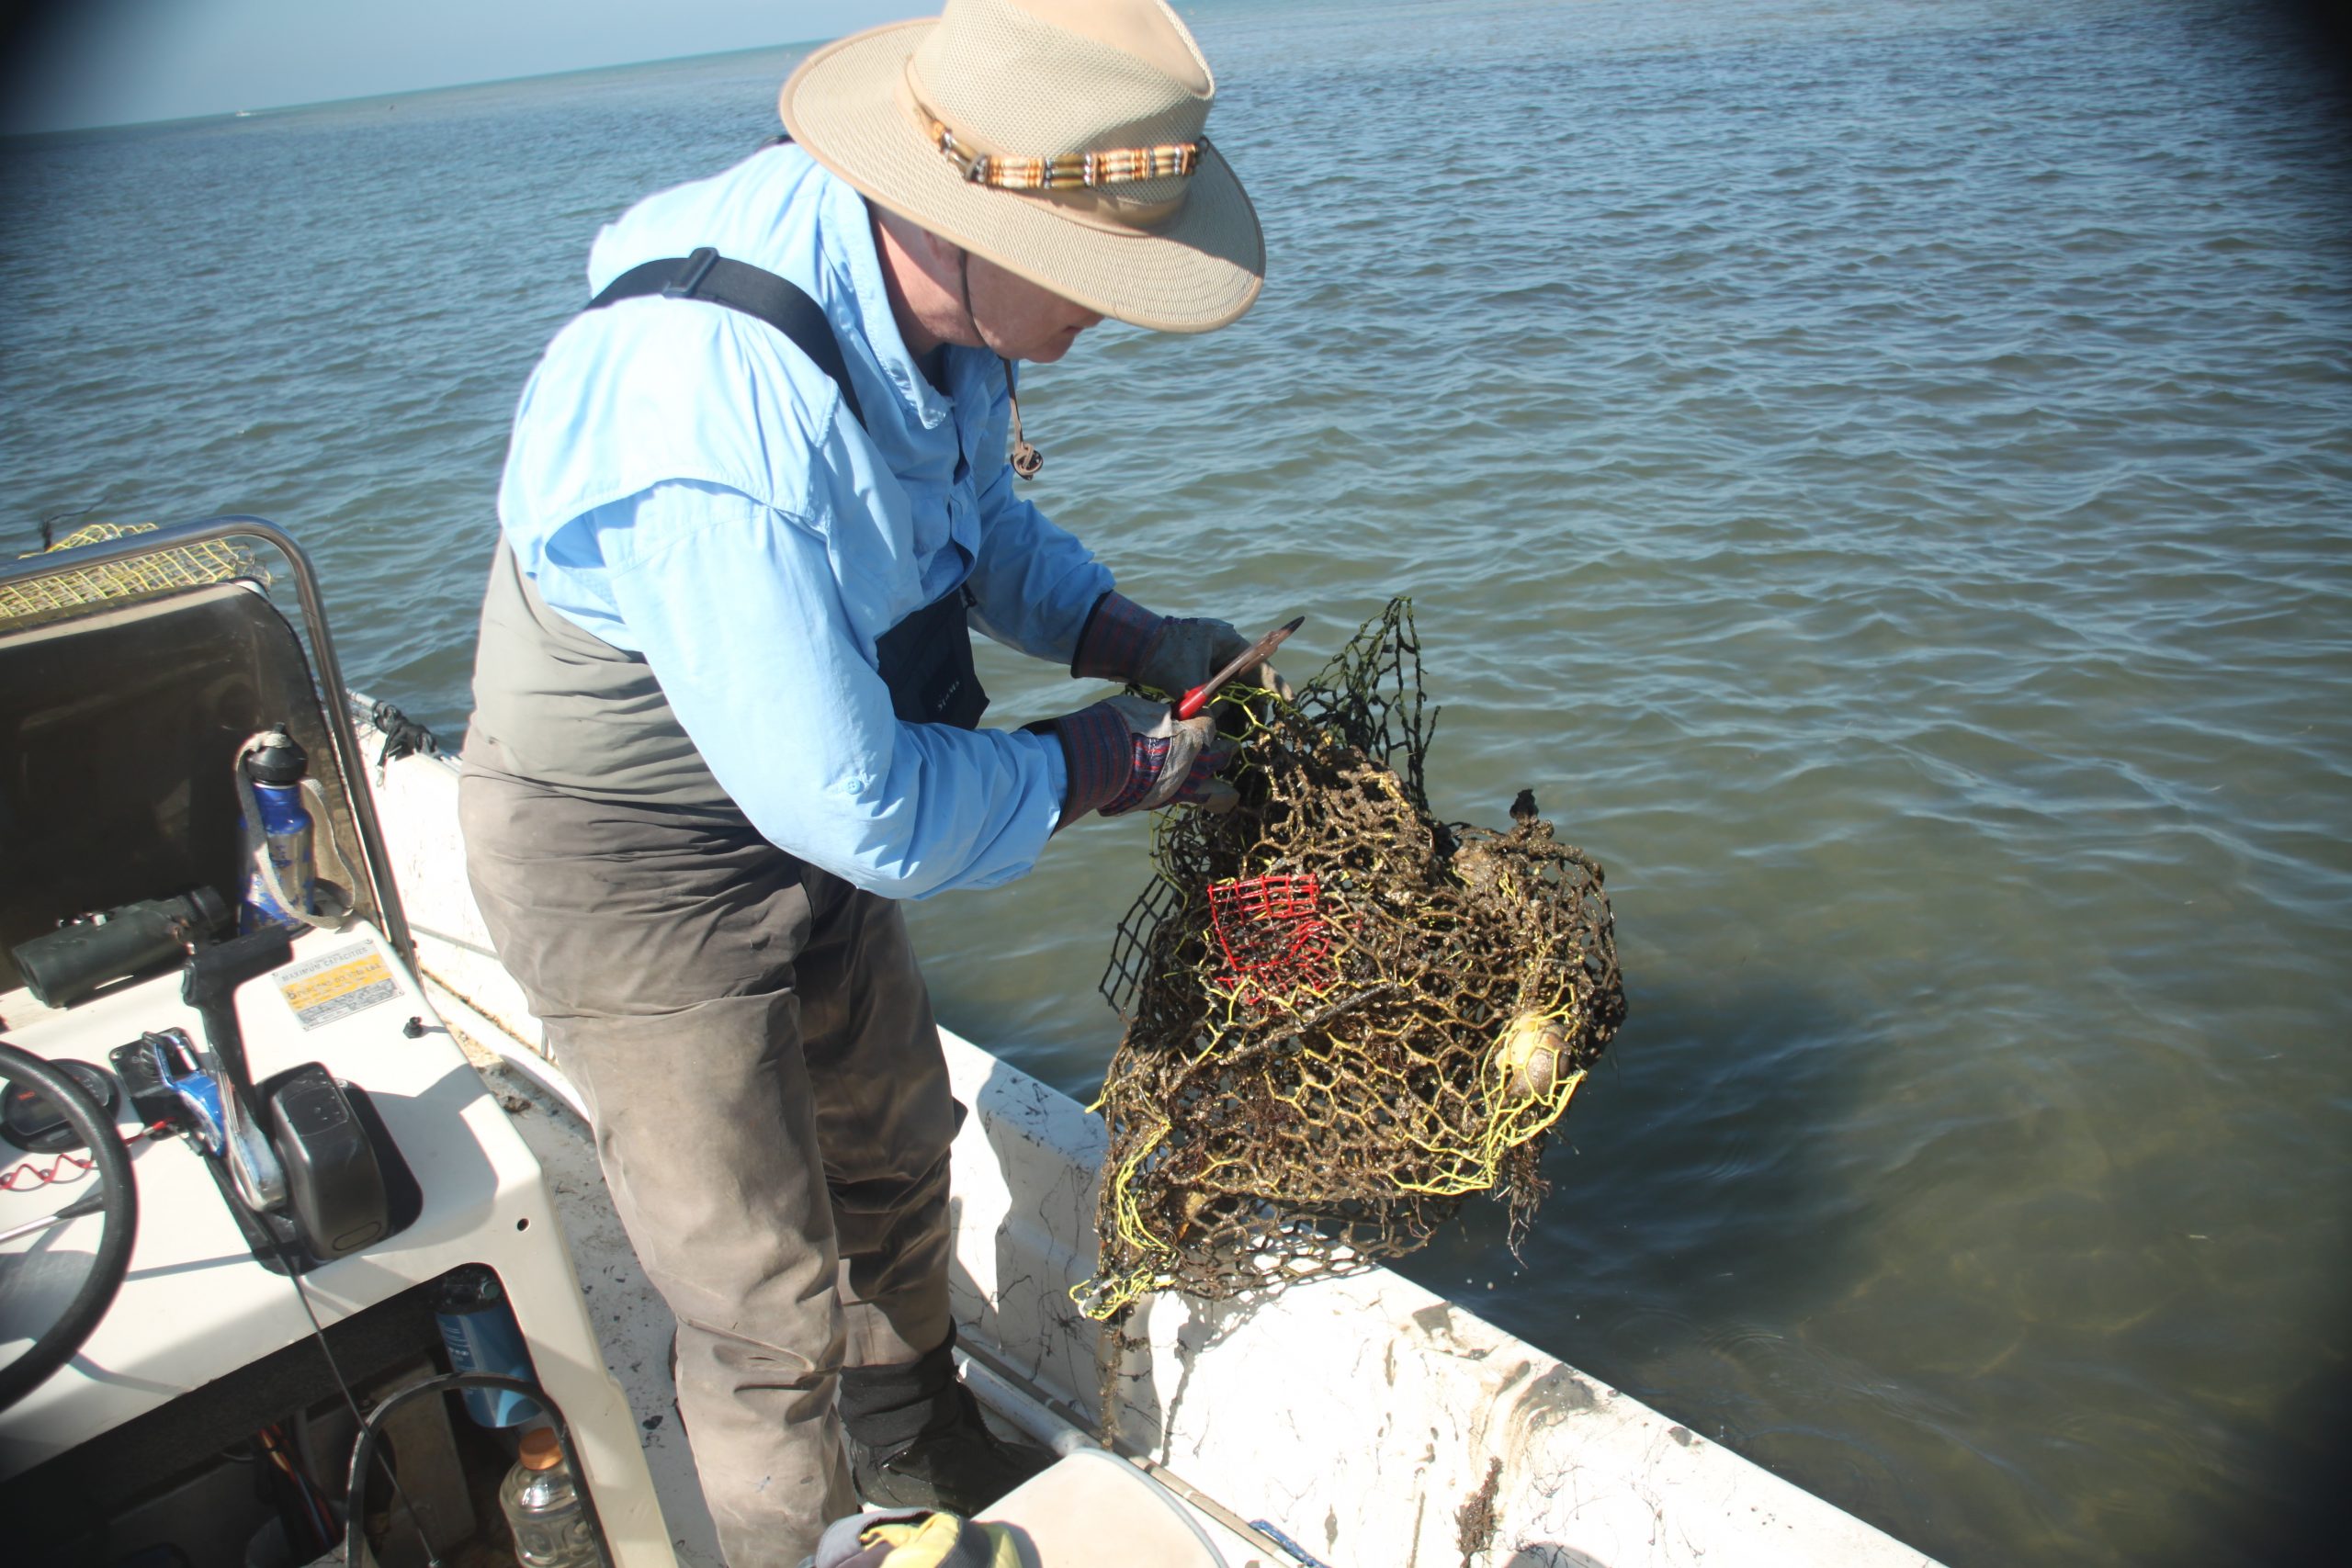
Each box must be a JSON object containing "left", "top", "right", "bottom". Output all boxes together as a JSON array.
[{"left": 1080, "top": 601, "right": 1626, "bottom": 1320}]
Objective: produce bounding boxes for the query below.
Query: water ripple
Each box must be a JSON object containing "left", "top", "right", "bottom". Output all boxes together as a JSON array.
[{"left": 7, "top": 3, "right": 2352, "bottom": 1563}]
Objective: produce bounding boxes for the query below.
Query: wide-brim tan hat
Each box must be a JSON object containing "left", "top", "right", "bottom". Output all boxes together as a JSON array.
[{"left": 779, "top": 0, "right": 1264, "bottom": 333}]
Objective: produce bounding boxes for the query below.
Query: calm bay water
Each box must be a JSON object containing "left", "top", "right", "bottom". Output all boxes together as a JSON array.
[{"left": 6, "top": 2, "right": 2349, "bottom": 1562}]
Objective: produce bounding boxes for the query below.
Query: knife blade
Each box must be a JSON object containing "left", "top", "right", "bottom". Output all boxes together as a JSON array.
[{"left": 1175, "top": 616, "right": 1304, "bottom": 720}]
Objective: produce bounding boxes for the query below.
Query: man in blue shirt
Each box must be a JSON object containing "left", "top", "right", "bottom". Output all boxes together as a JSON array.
[{"left": 458, "top": 1, "right": 1276, "bottom": 1559}]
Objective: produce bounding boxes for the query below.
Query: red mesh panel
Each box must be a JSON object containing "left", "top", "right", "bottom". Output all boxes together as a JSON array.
[{"left": 1207, "top": 873, "right": 1334, "bottom": 1002}]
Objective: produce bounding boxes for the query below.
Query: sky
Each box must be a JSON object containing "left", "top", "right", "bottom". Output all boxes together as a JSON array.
[{"left": 3, "top": 0, "right": 932, "bottom": 135}]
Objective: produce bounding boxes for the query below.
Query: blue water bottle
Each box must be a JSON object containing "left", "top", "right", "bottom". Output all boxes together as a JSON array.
[
  {"left": 435, "top": 1265, "right": 547, "bottom": 1427},
  {"left": 240, "top": 725, "right": 316, "bottom": 931}
]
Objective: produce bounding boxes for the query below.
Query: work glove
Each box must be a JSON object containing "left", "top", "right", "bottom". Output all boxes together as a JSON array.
[
  {"left": 1071, "top": 592, "right": 1295, "bottom": 705},
  {"left": 805, "top": 1508, "right": 1015, "bottom": 1568},
  {"left": 1046, "top": 694, "right": 1238, "bottom": 821}
]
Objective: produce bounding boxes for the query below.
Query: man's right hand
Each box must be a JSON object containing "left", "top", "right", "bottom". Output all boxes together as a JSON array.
[
  {"left": 1071, "top": 592, "right": 1295, "bottom": 705},
  {"left": 1047, "top": 695, "right": 1238, "bottom": 821}
]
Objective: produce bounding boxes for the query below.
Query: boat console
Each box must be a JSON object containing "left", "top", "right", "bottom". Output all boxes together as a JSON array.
[{"left": 0, "top": 520, "right": 668, "bottom": 1567}]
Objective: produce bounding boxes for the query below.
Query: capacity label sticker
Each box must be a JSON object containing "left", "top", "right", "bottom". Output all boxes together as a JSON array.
[{"left": 277, "top": 943, "right": 399, "bottom": 1032}]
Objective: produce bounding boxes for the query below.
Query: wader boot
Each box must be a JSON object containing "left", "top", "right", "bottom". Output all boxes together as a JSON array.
[{"left": 838, "top": 1332, "right": 1053, "bottom": 1513}]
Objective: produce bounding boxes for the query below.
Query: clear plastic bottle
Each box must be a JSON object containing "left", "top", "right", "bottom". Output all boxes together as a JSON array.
[{"left": 498, "top": 1427, "right": 603, "bottom": 1567}]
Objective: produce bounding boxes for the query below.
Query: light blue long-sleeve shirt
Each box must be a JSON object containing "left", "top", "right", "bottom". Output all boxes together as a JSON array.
[{"left": 495, "top": 144, "right": 1114, "bottom": 898}]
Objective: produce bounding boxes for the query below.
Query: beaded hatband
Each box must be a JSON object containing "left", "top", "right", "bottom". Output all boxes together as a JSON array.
[{"left": 928, "top": 118, "right": 1200, "bottom": 191}]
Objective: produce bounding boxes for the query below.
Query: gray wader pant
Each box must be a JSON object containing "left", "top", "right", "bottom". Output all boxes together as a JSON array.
[{"left": 458, "top": 753, "right": 956, "bottom": 1566}]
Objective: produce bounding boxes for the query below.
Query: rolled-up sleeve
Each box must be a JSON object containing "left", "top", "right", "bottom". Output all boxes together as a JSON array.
[{"left": 596, "top": 480, "right": 1069, "bottom": 897}]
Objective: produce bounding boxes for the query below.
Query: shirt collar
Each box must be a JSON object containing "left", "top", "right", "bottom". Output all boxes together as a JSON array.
[{"left": 811, "top": 169, "right": 956, "bottom": 434}]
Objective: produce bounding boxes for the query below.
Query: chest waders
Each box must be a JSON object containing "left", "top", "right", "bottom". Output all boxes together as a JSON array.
[{"left": 590, "top": 247, "right": 989, "bottom": 731}]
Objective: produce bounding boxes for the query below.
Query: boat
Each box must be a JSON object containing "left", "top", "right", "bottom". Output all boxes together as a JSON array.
[{"left": 0, "top": 518, "right": 1939, "bottom": 1566}]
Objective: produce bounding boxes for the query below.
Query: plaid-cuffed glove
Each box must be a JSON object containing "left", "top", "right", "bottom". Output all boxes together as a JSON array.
[
  {"left": 1049, "top": 695, "right": 1238, "bottom": 820},
  {"left": 1069, "top": 591, "right": 1165, "bottom": 682},
  {"left": 1071, "top": 591, "right": 1294, "bottom": 703}
]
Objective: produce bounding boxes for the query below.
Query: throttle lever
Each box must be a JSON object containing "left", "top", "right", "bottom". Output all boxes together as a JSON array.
[
  {"left": 145, "top": 1028, "right": 226, "bottom": 1156},
  {"left": 181, "top": 928, "right": 295, "bottom": 1213}
]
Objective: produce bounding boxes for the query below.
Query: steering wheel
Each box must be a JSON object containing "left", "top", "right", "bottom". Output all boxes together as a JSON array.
[{"left": 0, "top": 1040, "right": 138, "bottom": 1412}]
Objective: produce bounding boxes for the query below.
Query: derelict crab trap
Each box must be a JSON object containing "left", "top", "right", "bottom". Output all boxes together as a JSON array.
[{"left": 1080, "top": 601, "right": 1626, "bottom": 1319}]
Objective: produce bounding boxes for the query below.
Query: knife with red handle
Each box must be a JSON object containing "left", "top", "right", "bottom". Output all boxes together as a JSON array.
[{"left": 1175, "top": 616, "right": 1304, "bottom": 720}]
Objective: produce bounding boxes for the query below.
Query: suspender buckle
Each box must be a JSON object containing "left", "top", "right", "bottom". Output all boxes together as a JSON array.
[{"left": 663, "top": 247, "right": 721, "bottom": 299}]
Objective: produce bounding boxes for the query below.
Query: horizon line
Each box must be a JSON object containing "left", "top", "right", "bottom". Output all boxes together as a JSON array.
[{"left": 3, "top": 33, "right": 824, "bottom": 143}]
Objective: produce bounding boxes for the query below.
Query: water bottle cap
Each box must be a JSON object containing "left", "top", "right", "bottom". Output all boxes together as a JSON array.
[
  {"left": 436, "top": 1262, "right": 503, "bottom": 1311},
  {"left": 519, "top": 1426, "right": 562, "bottom": 1471},
  {"left": 244, "top": 725, "right": 309, "bottom": 786}
]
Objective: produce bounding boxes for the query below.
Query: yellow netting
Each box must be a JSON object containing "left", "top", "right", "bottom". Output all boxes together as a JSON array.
[
  {"left": 1079, "top": 601, "right": 1626, "bottom": 1321},
  {"left": 0, "top": 522, "right": 267, "bottom": 621}
]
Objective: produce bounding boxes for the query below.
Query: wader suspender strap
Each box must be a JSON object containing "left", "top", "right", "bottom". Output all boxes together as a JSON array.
[
  {"left": 587, "top": 248, "right": 867, "bottom": 430},
  {"left": 582, "top": 245, "right": 988, "bottom": 729}
]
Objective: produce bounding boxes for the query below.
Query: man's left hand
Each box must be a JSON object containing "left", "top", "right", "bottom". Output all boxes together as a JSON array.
[{"left": 1047, "top": 695, "right": 1238, "bottom": 820}]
